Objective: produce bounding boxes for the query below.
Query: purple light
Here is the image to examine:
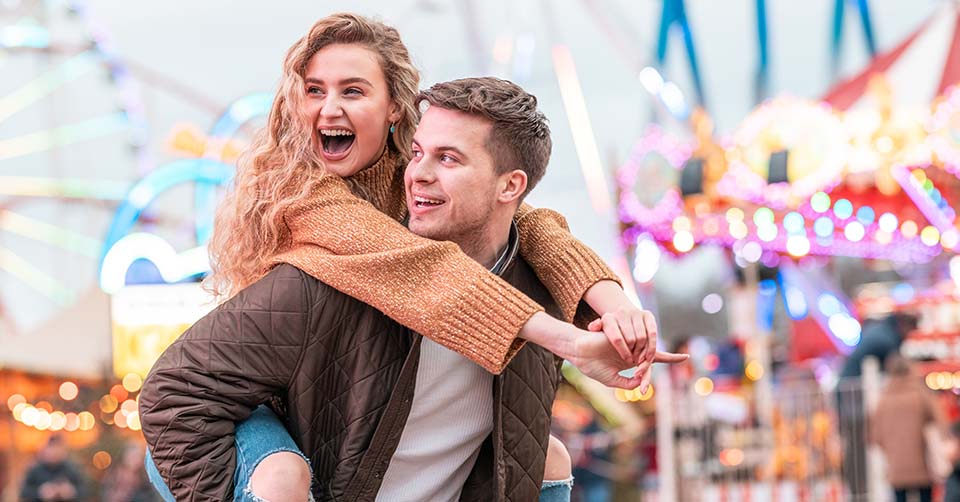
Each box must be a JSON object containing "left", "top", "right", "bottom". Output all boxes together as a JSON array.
[{"left": 892, "top": 164, "right": 956, "bottom": 233}]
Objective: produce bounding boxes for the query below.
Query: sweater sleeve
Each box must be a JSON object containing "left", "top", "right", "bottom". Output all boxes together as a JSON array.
[
  {"left": 513, "top": 203, "right": 622, "bottom": 322},
  {"left": 273, "top": 175, "right": 541, "bottom": 374}
]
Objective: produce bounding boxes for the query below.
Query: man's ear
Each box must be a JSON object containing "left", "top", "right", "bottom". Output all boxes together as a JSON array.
[{"left": 498, "top": 170, "right": 528, "bottom": 204}]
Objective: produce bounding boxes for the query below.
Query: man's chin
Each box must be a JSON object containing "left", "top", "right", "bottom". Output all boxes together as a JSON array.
[{"left": 407, "top": 221, "right": 446, "bottom": 241}]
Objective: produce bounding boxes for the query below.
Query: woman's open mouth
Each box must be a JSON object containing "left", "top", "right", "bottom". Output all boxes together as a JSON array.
[{"left": 319, "top": 128, "right": 355, "bottom": 159}]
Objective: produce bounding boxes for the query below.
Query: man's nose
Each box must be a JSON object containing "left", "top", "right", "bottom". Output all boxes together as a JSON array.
[{"left": 412, "top": 160, "right": 438, "bottom": 183}]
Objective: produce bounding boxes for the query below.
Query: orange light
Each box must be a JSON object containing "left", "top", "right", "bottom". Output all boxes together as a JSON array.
[
  {"left": 64, "top": 413, "right": 80, "bottom": 432},
  {"left": 122, "top": 373, "right": 143, "bottom": 393},
  {"left": 113, "top": 410, "right": 127, "bottom": 428},
  {"left": 59, "top": 382, "right": 79, "bottom": 401},
  {"left": 92, "top": 451, "right": 112, "bottom": 470},
  {"left": 12, "top": 402, "right": 28, "bottom": 421},
  {"left": 127, "top": 412, "right": 142, "bottom": 432},
  {"left": 694, "top": 377, "right": 714, "bottom": 396},
  {"left": 99, "top": 395, "right": 119, "bottom": 414},
  {"left": 110, "top": 385, "right": 128, "bottom": 402},
  {"left": 6, "top": 394, "right": 25, "bottom": 411},
  {"left": 719, "top": 448, "right": 745, "bottom": 467},
  {"left": 78, "top": 411, "right": 96, "bottom": 431},
  {"left": 49, "top": 412, "right": 66, "bottom": 431},
  {"left": 901, "top": 220, "right": 919, "bottom": 239},
  {"left": 120, "top": 399, "right": 137, "bottom": 416}
]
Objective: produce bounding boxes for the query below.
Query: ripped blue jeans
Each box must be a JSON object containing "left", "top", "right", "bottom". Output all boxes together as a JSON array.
[
  {"left": 145, "top": 406, "right": 312, "bottom": 502},
  {"left": 146, "top": 405, "right": 571, "bottom": 502}
]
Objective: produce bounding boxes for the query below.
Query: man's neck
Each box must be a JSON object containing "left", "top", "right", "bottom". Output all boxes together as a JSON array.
[{"left": 457, "top": 219, "right": 512, "bottom": 270}]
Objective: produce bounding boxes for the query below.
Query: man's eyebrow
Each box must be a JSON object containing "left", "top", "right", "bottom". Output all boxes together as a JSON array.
[
  {"left": 436, "top": 145, "right": 469, "bottom": 160},
  {"left": 412, "top": 138, "right": 470, "bottom": 161}
]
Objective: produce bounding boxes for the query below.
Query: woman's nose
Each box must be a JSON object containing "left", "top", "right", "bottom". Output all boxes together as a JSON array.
[{"left": 319, "top": 96, "right": 343, "bottom": 118}]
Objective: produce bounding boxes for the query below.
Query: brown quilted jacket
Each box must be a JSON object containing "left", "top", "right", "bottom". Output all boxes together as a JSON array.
[{"left": 140, "top": 246, "right": 565, "bottom": 501}]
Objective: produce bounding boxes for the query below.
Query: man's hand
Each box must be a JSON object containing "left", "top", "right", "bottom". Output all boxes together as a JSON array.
[
  {"left": 583, "top": 281, "right": 688, "bottom": 391},
  {"left": 586, "top": 315, "right": 687, "bottom": 392},
  {"left": 519, "top": 312, "right": 687, "bottom": 389},
  {"left": 588, "top": 307, "right": 657, "bottom": 365}
]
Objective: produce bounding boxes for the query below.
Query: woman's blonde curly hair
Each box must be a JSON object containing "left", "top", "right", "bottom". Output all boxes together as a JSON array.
[{"left": 206, "top": 13, "right": 420, "bottom": 297}]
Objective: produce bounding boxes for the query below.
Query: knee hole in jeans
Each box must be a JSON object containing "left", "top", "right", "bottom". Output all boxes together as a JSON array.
[{"left": 248, "top": 451, "right": 311, "bottom": 502}]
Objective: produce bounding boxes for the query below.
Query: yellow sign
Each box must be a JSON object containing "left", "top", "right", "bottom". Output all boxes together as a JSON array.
[{"left": 110, "top": 283, "right": 215, "bottom": 378}]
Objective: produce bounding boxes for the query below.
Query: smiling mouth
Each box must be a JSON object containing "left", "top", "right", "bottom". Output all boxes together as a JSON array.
[
  {"left": 413, "top": 195, "right": 445, "bottom": 208},
  {"left": 320, "top": 129, "right": 355, "bottom": 155}
]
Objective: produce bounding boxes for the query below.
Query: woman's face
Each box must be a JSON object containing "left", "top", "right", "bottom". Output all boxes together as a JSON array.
[{"left": 303, "top": 43, "right": 401, "bottom": 177}]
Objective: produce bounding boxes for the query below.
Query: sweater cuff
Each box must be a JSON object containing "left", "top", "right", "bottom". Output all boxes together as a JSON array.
[
  {"left": 541, "top": 244, "right": 622, "bottom": 323},
  {"left": 435, "top": 273, "right": 543, "bottom": 374}
]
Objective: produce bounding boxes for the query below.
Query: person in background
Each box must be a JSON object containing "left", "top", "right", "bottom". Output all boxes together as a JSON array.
[
  {"left": 838, "top": 312, "right": 919, "bottom": 496},
  {"left": 943, "top": 420, "right": 960, "bottom": 502},
  {"left": 101, "top": 443, "right": 158, "bottom": 502},
  {"left": 20, "top": 435, "right": 87, "bottom": 502},
  {"left": 870, "top": 353, "right": 944, "bottom": 502}
]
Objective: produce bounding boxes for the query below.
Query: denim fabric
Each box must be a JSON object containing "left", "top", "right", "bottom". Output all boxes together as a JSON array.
[
  {"left": 539, "top": 477, "right": 574, "bottom": 502},
  {"left": 145, "top": 406, "right": 312, "bottom": 502}
]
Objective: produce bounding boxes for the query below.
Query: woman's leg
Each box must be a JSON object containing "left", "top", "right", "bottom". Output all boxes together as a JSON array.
[
  {"left": 145, "top": 405, "right": 312, "bottom": 502},
  {"left": 540, "top": 435, "right": 574, "bottom": 502},
  {"left": 234, "top": 406, "right": 312, "bottom": 502}
]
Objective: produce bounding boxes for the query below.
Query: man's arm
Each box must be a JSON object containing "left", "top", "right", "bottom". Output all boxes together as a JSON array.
[
  {"left": 139, "top": 265, "right": 314, "bottom": 502},
  {"left": 520, "top": 311, "right": 687, "bottom": 389}
]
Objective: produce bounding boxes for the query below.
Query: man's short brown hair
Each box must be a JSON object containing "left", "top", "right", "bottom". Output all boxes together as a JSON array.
[{"left": 416, "top": 77, "right": 551, "bottom": 197}]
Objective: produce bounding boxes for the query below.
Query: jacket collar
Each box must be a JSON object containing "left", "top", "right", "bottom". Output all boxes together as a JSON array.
[{"left": 489, "top": 222, "right": 520, "bottom": 276}]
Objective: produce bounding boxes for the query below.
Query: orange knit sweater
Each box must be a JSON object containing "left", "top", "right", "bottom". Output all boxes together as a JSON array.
[{"left": 272, "top": 149, "right": 619, "bottom": 373}]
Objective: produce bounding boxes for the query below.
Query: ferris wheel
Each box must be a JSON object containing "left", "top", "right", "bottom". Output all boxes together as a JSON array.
[{"left": 0, "top": 0, "right": 149, "bottom": 334}]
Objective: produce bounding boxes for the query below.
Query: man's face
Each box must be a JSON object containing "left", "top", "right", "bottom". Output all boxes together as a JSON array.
[{"left": 405, "top": 106, "right": 503, "bottom": 244}]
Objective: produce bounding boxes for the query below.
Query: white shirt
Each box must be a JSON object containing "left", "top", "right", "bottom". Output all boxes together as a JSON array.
[{"left": 376, "top": 232, "right": 514, "bottom": 502}]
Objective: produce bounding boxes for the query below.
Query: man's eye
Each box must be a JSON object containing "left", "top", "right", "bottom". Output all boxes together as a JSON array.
[{"left": 441, "top": 154, "right": 456, "bottom": 163}]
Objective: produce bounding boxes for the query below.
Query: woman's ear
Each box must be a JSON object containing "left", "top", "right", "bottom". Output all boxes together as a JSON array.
[{"left": 388, "top": 101, "right": 402, "bottom": 124}]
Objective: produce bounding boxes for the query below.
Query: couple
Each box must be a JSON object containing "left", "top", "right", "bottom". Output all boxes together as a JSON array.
[{"left": 139, "top": 13, "right": 685, "bottom": 502}]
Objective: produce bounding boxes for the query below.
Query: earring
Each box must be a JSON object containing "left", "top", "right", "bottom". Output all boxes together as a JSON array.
[{"left": 389, "top": 123, "right": 396, "bottom": 134}]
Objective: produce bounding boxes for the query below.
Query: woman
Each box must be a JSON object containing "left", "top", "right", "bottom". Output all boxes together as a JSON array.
[{"left": 146, "top": 12, "right": 675, "bottom": 502}]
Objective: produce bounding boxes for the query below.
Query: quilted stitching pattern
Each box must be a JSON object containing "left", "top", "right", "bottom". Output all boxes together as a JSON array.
[
  {"left": 500, "top": 346, "right": 562, "bottom": 501},
  {"left": 142, "top": 257, "right": 568, "bottom": 502},
  {"left": 141, "top": 265, "right": 313, "bottom": 502},
  {"left": 140, "top": 265, "right": 411, "bottom": 502}
]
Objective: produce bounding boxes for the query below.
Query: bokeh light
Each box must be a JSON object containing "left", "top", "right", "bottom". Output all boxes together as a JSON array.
[
  {"left": 122, "top": 373, "right": 143, "bottom": 393},
  {"left": 701, "top": 293, "right": 723, "bottom": 314},
  {"left": 58, "top": 382, "right": 78, "bottom": 401},
  {"left": 694, "top": 377, "right": 714, "bottom": 396},
  {"left": 810, "top": 192, "right": 831, "bottom": 213},
  {"left": 833, "top": 198, "right": 853, "bottom": 219}
]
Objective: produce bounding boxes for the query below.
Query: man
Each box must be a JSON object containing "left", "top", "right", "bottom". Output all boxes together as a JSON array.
[
  {"left": 141, "top": 77, "right": 684, "bottom": 502},
  {"left": 20, "top": 435, "right": 87, "bottom": 502}
]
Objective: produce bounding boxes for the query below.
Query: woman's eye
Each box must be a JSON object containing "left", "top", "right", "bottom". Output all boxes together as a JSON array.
[
  {"left": 344, "top": 87, "right": 362, "bottom": 96},
  {"left": 307, "top": 86, "right": 323, "bottom": 95}
]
